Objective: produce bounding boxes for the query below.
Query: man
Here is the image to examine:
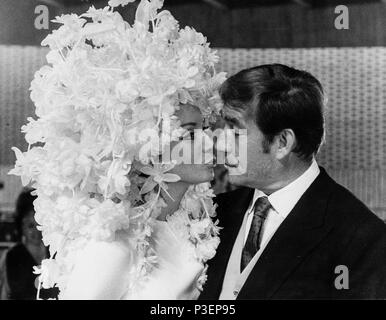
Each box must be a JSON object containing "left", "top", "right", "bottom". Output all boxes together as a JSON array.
[{"left": 200, "top": 64, "right": 386, "bottom": 299}]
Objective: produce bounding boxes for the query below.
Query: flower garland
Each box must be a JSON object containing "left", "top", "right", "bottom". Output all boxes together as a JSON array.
[
  {"left": 166, "top": 182, "right": 220, "bottom": 291},
  {"left": 10, "top": 0, "right": 225, "bottom": 299},
  {"left": 121, "top": 181, "right": 220, "bottom": 298}
]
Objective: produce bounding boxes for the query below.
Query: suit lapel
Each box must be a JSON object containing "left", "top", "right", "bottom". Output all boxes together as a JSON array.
[
  {"left": 200, "top": 187, "right": 254, "bottom": 299},
  {"left": 238, "top": 168, "right": 336, "bottom": 299}
]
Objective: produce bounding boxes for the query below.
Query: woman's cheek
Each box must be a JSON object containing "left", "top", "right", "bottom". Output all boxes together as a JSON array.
[
  {"left": 167, "top": 140, "right": 195, "bottom": 165},
  {"left": 169, "top": 132, "right": 214, "bottom": 166},
  {"left": 171, "top": 164, "right": 213, "bottom": 184}
]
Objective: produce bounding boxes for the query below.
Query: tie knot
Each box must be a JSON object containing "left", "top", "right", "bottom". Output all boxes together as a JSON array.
[{"left": 253, "top": 196, "right": 271, "bottom": 219}]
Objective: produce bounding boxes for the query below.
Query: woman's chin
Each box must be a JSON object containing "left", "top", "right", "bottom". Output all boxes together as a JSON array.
[{"left": 180, "top": 167, "right": 214, "bottom": 185}]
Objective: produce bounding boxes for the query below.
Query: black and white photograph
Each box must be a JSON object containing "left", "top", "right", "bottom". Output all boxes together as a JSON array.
[{"left": 0, "top": 0, "right": 385, "bottom": 308}]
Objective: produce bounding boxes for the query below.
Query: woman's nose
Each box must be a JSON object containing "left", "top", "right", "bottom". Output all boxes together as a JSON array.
[
  {"left": 214, "top": 131, "right": 229, "bottom": 165},
  {"left": 199, "top": 131, "right": 215, "bottom": 165}
]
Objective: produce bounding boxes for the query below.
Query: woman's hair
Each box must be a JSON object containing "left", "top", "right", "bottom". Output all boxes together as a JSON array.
[
  {"left": 14, "top": 188, "right": 37, "bottom": 241},
  {"left": 220, "top": 64, "right": 325, "bottom": 161}
]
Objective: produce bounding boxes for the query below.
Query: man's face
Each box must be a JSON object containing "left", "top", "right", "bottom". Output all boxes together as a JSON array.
[{"left": 222, "top": 105, "right": 280, "bottom": 191}]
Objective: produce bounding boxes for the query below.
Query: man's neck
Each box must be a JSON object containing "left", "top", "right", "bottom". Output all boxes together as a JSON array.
[{"left": 260, "top": 159, "right": 313, "bottom": 195}]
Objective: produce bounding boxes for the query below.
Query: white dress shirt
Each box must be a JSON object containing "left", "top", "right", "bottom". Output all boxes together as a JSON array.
[{"left": 219, "top": 160, "right": 320, "bottom": 300}]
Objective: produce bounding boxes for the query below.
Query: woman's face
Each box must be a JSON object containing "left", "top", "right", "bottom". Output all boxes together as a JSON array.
[
  {"left": 22, "top": 211, "right": 43, "bottom": 245},
  {"left": 168, "top": 104, "right": 215, "bottom": 184}
]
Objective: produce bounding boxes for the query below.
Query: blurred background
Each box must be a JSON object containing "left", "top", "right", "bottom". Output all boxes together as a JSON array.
[{"left": 0, "top": 0, "right": 385, "bottom": 297}]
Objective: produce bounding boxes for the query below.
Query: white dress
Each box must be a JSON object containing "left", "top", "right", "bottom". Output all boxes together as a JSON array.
[
  {"left": 123, "top": 220, "right": 205, "bottom": 300},
  {"left": 60, "top": 216, "right": 211, "bottom": 300},
  {"left": 43, "top": 183, "right": 220, "bottom": 300}
]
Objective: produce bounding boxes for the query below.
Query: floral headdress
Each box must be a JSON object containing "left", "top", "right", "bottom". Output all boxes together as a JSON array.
[{"left": 9, "top": 0, "right": 224, "bottom": 296}]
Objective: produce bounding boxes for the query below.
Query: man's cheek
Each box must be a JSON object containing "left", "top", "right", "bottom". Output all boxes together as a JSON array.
[{"left": 228, "top": 134, "right": 248, "bottom": 175}]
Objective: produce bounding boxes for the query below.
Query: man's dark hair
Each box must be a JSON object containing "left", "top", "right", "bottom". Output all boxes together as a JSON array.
[
  {"left": 220, "top": 64, "right": 325, "bottom": 160},
  {"left": 15, "top": 188, "right": 37, "bottom": 241}
]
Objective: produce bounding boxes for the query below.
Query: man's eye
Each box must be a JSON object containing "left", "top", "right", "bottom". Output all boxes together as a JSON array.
[{"left": 234, "top": 127, "right": 246, "bottom": 137}]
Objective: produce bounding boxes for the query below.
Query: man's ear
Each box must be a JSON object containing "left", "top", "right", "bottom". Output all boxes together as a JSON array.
[{"left": 275, "top": 129, "right": 296, "bottom": 160}]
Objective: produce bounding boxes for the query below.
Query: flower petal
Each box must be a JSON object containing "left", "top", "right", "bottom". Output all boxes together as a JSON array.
[
  {"left": 11, "top": 147, "right": 23, "bottom": 160},
  {"left": 140, "top": 178, "right": 157, "bottom": 194},
  {"left": 139, "top": 165, "right": 156, "bottom": 176},
  {"left": 161, "top": 173, "right": 180, "bottom": 183}
]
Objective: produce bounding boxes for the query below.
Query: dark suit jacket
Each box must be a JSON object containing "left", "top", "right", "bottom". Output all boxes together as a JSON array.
[{"left": 200, "top": 167, "right": 386, "bottom": 299}]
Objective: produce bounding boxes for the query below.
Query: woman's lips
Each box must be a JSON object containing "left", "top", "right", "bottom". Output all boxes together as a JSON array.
[
  {"left": 224, "top": 162, "right": 238, "bottom": 168},
  {"left": 224, "top": 154, "right": 239, "bottom": 168}
]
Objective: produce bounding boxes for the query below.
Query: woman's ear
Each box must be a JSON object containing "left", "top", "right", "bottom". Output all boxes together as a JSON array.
[{"left": 275, "top": 129, "right": 296, "bottom": 160}]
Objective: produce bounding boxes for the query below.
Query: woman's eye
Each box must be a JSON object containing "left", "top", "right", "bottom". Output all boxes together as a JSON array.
[{"left": 178, "top": 130, "right": 195, "bottom": 140}]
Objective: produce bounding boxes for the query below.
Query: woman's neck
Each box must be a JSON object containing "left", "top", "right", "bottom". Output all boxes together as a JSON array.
[{"left": 157, "top": 181, "right": 190, "bottom": 221}]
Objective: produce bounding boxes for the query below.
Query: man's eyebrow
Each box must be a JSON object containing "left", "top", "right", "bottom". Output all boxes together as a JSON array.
[{"left": 180, "top": 122, "right": 197, "bottom": 128}]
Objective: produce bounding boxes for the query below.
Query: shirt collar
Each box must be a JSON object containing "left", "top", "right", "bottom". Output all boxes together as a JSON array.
[{"left": 249, "top": 159, "right": 320, "bottom": 219}]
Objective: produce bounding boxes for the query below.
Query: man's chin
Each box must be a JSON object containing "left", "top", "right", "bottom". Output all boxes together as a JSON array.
[{"left": 227, "top": 173, "right": 247, "bottom": 187}]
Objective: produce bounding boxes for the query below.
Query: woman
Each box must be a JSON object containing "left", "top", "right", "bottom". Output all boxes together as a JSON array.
[
  {"left": 10, "top": 0, "right": 226, "bottom": 299},
  {"left": 1, "top": 189, "right": 58, "bottom": 300},
  {"left": 62, "top": 104, "right": 219, "bottom": 299}
]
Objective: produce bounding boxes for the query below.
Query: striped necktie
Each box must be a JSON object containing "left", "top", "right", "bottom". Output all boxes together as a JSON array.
[{"left": 241, "top": 196, "right": 271, "bottom": 272}]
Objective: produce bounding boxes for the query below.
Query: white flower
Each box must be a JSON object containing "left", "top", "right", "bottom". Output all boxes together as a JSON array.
[
  {"left": 190, "top": 219, "right": 211, "bottom": 239},
  {"left": 115, "top": 79, "right": 140, "bottom": 103},
  {"left": 154, "top": 10, "right": 179, "bottom": 40},
  {"left": 9, "top": 147, "right": 45, "bottom": 186},
  {"left": 86, "top": 199, "right": 132, "bottom": 241},
  {"left": 101, "top": 159, "right": 131, "bottom": 196},
  {"left": 11, "top": 0, "right": 224, "bottom": 297},
  {"left": 181, "top": 195, "right": 202, "bottom": 217},
  {"left": 196, "top": 237, "right": 220, "bottom": 262},
  {"left": 41, "top": 14, "right": 86, "bottom": 49},
  {"left": 196, "top": 266, "right": 208, "bottom": 291},
  {"left": 108, "top": 0, "right": 136, "bottom": 8},
  {"left": 33, "top": 259, "right": 61, "bottom": 289},
  {"left": 135, "top": 0, "right": 164, "bottom": 26},
  {"left": 139, "top": 163, "right": 180, "bottom": 195}
]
